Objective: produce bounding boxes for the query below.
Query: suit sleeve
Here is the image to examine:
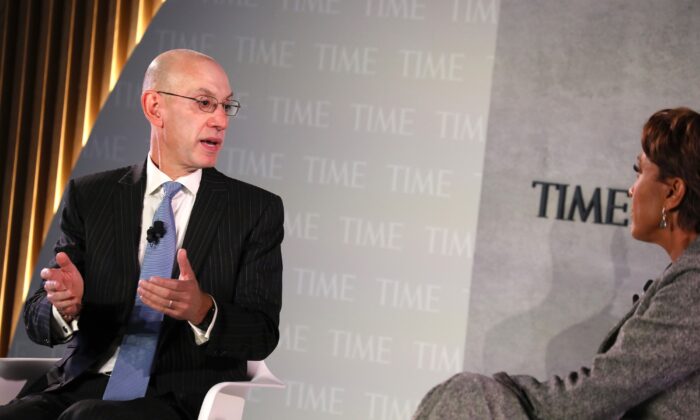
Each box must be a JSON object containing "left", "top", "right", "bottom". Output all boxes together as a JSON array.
[
  {"left": 497, "top": 267, "right": 700, "bottom": 419},
  {"left": 23, "top": 179, "right": 85, "bottom": 347},
  {"left": 204, "top": 194, "right": 284, "bottom": 360}
]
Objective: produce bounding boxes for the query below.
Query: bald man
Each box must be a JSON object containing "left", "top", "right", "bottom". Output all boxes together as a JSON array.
[{"left": 1, "top": 49, "right": 283, "bottom": 420}]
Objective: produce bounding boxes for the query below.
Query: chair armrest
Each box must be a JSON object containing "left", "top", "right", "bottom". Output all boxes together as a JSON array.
[
  {"left": 0, "top": 358, "right": 60, "bottom": 405},
  {"left": 197, "top": 360, "right": 284, "bottom": 420}
]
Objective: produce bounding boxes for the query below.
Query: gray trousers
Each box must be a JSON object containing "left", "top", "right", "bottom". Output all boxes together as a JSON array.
[{"left": 413, "top": 373, "right": 530, "bottom": 420}]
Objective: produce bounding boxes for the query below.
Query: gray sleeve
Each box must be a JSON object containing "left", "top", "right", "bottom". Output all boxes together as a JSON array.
[{"left": 500, "top": 267, "right": 700, "bottom": 419}]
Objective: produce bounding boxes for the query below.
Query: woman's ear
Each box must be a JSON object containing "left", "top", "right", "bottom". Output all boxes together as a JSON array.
[
  {"left": 142, "top": 90, "right": 163, "bottom": 127},
  {"left": 665, "top": 177, "right": 686, "bottom": 211}
]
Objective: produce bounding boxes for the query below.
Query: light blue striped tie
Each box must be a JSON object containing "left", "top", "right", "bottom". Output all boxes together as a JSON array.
[{"left": 103, "top": 181, "right": 183, "bottom": 400}]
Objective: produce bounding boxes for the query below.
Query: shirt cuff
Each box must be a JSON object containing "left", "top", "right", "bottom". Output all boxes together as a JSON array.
[
  {"left": 189, "top": 296, "right": 217, "bottom": 345},
  {"left": 51, "top": 305, "right": 79, "bottom": 338}
]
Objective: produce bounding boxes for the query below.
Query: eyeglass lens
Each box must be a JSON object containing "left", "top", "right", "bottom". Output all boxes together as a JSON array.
[{"left": 196, "top": 96, "right": 239, "bottom": 116}]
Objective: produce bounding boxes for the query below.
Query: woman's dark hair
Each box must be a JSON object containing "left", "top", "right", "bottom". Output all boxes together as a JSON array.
[{"left": 642, "top": 107, "right": 700, "bottom": 232}]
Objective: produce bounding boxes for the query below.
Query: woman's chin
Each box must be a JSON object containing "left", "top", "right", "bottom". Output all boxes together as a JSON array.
[
  {"left": 629, "top": 222, "right": 644, "bottom": 241},
  {"left": 629, "top": 225, "right": 658, "bottom": 244}
]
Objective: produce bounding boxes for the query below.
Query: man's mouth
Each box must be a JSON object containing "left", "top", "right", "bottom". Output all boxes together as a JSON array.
[{"left": 200, "top": 138, "right": 222, "bottom": 151}]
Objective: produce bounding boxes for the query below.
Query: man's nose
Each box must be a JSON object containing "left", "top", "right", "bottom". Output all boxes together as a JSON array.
[{"left": 209, "top": 105, "right": 228, "bottom": 130}]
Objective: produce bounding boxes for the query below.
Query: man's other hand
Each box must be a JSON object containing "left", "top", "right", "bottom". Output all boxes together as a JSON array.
[
  {"left": 137, "top": 249, "right": 213, "bottom": 324},
  {"left": 42, "top": 252, "right": 84, "bottom": 319}
]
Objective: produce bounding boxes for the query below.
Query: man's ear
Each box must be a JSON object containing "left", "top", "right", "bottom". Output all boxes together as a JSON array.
[
  {"left": 665, "top": 177, "right": 686, "bottom": 211},
  {"left": 142, "top": 90, "right": 163, "bottom": 127}
]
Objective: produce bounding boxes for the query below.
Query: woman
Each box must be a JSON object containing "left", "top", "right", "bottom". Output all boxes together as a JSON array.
[{"left": 414, "top": 107, "right": 700, "bottom": 419}]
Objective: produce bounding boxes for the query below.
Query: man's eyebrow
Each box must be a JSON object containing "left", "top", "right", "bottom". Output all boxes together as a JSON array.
[{"left": 194, "top": 88, "right": 233, "bottom": 99}]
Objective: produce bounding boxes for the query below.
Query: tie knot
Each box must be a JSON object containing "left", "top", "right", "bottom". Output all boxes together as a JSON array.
[{"left": 162, "top": 181, "right": 183, "bottom": 200}]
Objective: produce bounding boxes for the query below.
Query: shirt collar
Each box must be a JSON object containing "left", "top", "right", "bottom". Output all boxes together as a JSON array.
[{"left": 146, "top": 154, "right": 202, "bottom": 197}]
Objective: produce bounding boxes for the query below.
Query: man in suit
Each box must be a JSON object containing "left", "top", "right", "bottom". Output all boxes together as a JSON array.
[{"left": 0, "top": 49, "right": 283, "bottom": 420}]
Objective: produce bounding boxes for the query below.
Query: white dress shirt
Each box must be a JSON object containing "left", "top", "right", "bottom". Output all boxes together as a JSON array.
[{"left": 52, "top": 155, "right": 218, "bottom": 372}]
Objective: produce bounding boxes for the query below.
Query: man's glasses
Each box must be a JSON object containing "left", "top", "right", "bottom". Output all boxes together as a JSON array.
[{"left": 157, "top": 91, "right": 241, "bottom": 117}]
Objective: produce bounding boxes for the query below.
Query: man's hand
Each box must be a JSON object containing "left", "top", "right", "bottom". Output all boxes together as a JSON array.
[
  {"left": 42, "top": 252, "right": 84, "bottom": 319},
  {"left": 138, "top": 249, "right": 213, "bottom": 324}
]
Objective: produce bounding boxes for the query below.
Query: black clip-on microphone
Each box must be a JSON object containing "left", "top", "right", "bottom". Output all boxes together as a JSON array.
[{"left": 146, "top": 220, "right": 166, "bottom": 246}]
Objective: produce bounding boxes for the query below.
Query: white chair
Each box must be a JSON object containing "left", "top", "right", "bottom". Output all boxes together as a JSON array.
[
  {"left": 0, "top": 357, "right": 284, "bottom": 420},
  {"left": 198, "top": 360, "right": 284, "bottom": 420},
  {"left": 0, "top": 357, "right": 60, "bottom": 405}
]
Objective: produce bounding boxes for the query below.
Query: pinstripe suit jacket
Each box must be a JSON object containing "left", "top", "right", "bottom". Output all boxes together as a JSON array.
[{"left": 21, "top": 162, "right": 283, "bottom": 404}]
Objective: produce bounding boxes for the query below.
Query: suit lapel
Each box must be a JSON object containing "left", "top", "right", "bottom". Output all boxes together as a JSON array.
[
  {"left": 173, "top": 168, "right": 227, "bottom": 279},
  {"left": 113, "top": 163, "right": 146, "bottom": 307},
  {"left": 159, "top": 168, "right": 226, "bottom": 345}
]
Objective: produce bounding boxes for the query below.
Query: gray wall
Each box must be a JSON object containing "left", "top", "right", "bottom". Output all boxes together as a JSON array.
[{"left": 466, "top": 0, "right": 700, "bottom": 379}]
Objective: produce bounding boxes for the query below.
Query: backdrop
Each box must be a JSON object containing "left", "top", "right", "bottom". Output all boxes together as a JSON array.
[
  {"left": 10, "top": 0, "right": 700, "bottom": 419},
  {"left": 465, "top": 0, "right": 700, "bottom": 380}
]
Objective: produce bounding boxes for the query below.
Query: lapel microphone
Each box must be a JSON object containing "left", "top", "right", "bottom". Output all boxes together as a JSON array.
[{"left": 147, "top": 220, "right": 166, "bottom": 246}]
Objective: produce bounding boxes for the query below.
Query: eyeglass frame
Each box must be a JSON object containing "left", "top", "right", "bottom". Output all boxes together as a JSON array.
[{"left": 155, "top": 90, "right": 241, "bottom": 117}]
